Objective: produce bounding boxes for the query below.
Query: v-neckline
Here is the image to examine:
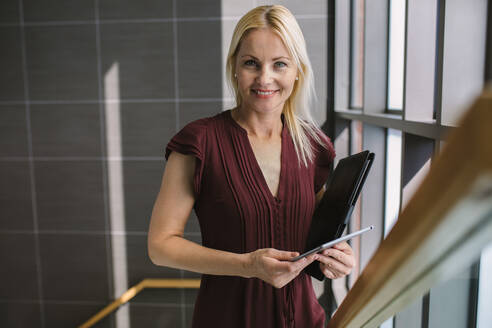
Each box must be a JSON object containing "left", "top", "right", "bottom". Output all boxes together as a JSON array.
[{"left": 227, "top": 109, "right": 285, "bottom": 203}]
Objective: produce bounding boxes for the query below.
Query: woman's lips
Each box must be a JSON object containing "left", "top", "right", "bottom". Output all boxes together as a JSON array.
[{"left": 251, "top": 89, "right": 279, "bottom": 98}]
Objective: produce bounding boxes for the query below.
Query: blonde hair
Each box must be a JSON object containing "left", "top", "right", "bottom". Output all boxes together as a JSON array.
[{"left": 226, "top": 5, "right": 326, "bottom": 167}]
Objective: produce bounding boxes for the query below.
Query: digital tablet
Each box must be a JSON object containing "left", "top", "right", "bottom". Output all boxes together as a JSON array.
[
  {"left": 303, "top": 150, "right": 375, "bottom": 280},
  {"left": 291, "top": 225, "right": 374, "bottom": 262}
]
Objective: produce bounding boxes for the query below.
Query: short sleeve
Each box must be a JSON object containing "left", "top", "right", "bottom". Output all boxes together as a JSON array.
[
  {"left": 165, "top": 118, "right": 208, "bottom": 197},
  {"left": 313, "top": 130, "right": 336, "bottom": 194}
]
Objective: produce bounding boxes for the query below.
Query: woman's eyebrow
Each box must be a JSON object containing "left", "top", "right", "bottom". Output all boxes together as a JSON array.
[{"left": 240, "top": 55, "right": 291, "bottom": 61}]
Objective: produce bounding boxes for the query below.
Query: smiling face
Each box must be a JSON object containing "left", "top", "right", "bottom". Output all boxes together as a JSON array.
[{"left": 234, "top": 27, "right": 298, "bottom": 115}]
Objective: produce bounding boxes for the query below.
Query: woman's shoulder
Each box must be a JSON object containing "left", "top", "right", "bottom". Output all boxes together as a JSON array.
[
  {"left": 165, "top": 111, "right": 225, "bottom": 160},
  {"left": 179, "top": 110, "right": 228, "bottom": 134}
]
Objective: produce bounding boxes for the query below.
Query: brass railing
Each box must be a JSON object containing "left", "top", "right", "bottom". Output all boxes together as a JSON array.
[
  {"left": 79, "top": 278, "right": 200, "bottom": 328},
  {"left": 327, "top": 87, "right": 492, "bottom": 327}
]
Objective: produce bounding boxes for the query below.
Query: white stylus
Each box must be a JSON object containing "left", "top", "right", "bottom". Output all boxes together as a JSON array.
[{"left": 290, "top": 225, "right": 375, "bottom": 262}]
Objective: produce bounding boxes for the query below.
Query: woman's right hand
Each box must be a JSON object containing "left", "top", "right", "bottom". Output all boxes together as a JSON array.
[{"left": 246, "top": 248, "right": 318, "bottom": 288}]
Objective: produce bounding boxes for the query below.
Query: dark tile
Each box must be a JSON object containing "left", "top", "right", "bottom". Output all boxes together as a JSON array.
[
  {"left": 99, "top": 0, "right": 172, "bottom": 20},
  {"left": 25, "top": 25, "right": 98, "bottom": 101},
  {"left": 0, "top": 0, "right": 19, "bottom": 24},
  {"left": 0, "top": 105, "right": 28, "bottom": 157},
  {"left": 183, "top": 288, "right": 198, "bottom": 306},
  {"left": 0, "top": 302, "right": 42, "bottom": 328},
  {"left": 0, "top": 234, "right": 39, "bottom": 300},
  {"left": 177, "top": 21, "right": 222, "bottom": 99},
  {"left": 121, "top": 160, "right": 165, "bottom": 232},
  {"left": 31, "top": 104, "right": 102, "bottom": 157},
  {"left": 0, "top": 161, "right": 33, "bottom": 230},
  {"left": 39, "top": 233, "right": 110, "bottom": 301},
  {"left": 123, "top": 235, "right": 182, "bottom": 286},
  {"left": 176, "top": 0, "right": 221, "bottom": 18},
  {"left": 118, "top": 102, "right": 176, "bottom": 157},
  {"left": 22, "top": 0, "right": 94, "bottom": 22},
  {"left": 129, "top": 303, "right": 181, "bottom": 328},
  {"left": 44, "top": 302, "right": 112, "bottom": 328},
  {"left": 185, "top": 304, "right": 195, "bottom": 328},
  {"left": 100, "top": 22, "right": 175, "bottom": 100},
  {"left": 131, "top": 288, "right": 181, "bottom": 305},
  {"left": 184, "top": 211, "right": 201, "bottom": 234},
  {"left": 35, "top": 161, "right": 106, "bottom": 231},
  {"left": 178, "top": 102, "right": 221, "bottom": 128},
  {"left": 0, "top": 27, "right": 24, "bottom": 102}
]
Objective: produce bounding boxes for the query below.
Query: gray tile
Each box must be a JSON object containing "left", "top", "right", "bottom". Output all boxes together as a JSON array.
[
  {"left": 177, "top": 21, "right": 222, "bottom": 99},
  {"left": 121, "top": 160, "right": 165, "bottom": 232},
  {"left": 118, "top": 102, "right": 175, "bottom": 157},
  {"left": 0, "top": 302, "right": 42, "bottom": 328},
  {"left": 184, "top": 211, "right": 201, "bottom": 234},
  {"left": 183, "top": 288, "right": 198, "bottom": 306},
  {"left": 25, "top": 25, "right": 99, "bottom": 101},
  {"left": 178, "top": 101, "right": 221, "bottom": 128},
  {"left": 0, "top": 27, "right": 25, "bottom": 102},
  {"left": 100, "top": 22, "right": 175, "bottom": 100},
  {"left": 44, "top": 302, "right": 112, "bottom": 328},
  {"left": 131, "top": 288, "right": 181, "bottom": 305},
  {"left": 297, "top": 18, "right": 327, "bottom": 124},
  {"left": 220, "top": 1, "right": 254, "bottom": 17},
  {"left": 176, "top": 0, "right": 221, "bottom": 18},
  {"left": 185, "top": 305, "right": 195, "bottom": 328},
  {"left": 99, "top": 0, "right": 172, "bottom": 20},
  {"left": 0, "top": 161, "right": 33, "bottom": 230},
  {"left": 35, "top": 161, "right": 106, "bottom": 231},
  {"left": 30, "top": 104, "right": 102, "bottom": 157},
  {"left": 0, "top": 105, "right": 28, "bottom": 157},
  {"left": 257, "top": 0, "right": 326, "bottom": 16},
  {"left": 123, "top": 235, "right": 183, "bottom": 286},
  {"left": 130, "top": 303, "right": 181, "bottom": 328},
  {"left": 0, "top": 0, "right": 19, "bottom": 24},
  {"left": 39, "top": 233, "right": 110, "bottom": 301},
  {"left": 22, "top": 0, "right": 94, "bottom": 22},
  {"left": 0, "top": 234, "right": 39, "bottom": 300},
  {"left": 221, "top": 18, "right": 239, "bottom": 101}
]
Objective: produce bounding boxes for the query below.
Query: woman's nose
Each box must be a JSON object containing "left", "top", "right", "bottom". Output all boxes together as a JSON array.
[{"left": 255, "top": 66, "right": 274, "bottom": 85}]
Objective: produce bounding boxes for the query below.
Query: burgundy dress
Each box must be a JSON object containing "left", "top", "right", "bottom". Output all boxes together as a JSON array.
[{"left": 165, "top": 109, "right": 335, "bottom": 328}]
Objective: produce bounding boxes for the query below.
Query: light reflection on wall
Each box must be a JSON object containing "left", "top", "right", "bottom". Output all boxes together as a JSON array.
[{"left": 104, "top": 62, "right": 130, "bottom": 328}]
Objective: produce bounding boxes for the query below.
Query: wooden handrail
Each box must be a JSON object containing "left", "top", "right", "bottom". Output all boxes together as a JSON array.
[
  {"left": 327, "top": 87, "right": 492, "bottom": 327},
  {"left": 79, "top": 278, "right": 201, "bottom": 328}
]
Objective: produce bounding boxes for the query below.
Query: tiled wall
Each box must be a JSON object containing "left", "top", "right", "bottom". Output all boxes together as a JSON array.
[{"left": 0, "top": 1, "right": 328, "bottom": 327}]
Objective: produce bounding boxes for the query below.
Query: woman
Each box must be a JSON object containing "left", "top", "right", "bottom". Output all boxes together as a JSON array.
[{"left": 148, "top": 5, "right": 355, "bottom": 328}]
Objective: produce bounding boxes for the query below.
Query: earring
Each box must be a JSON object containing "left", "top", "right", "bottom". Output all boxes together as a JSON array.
[
  {"left": 295, "top": 76, "right": 299, "bottom": 80},
  {"left": 234, "top": 73, "right": 237, "bottom": 78}
]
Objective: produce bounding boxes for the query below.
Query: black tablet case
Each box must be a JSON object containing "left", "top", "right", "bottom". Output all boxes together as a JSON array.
[{"left": 304, "top": 150, "right": 375, "bottom": 281}]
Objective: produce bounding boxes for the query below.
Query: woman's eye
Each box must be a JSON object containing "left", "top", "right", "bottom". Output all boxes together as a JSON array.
[
  {"left": 244, "top": 60, "right": 257, "bottom": 66},
  {"left": 275, "top": 62, "right": 287, "bottom": 68}
]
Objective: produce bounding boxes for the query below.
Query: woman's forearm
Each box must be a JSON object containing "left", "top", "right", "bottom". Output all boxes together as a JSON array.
[{"left": 148, "top": 235, "right": 253, "bottom": 278}]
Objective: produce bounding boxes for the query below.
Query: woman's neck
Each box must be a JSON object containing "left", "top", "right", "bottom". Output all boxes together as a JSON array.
[{"left": 231, "top": 106, "right": 283, "bottom": 140}]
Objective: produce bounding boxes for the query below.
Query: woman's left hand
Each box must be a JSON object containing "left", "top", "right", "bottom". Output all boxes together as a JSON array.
[{"left": 317, "top": 241, "right": 355, "bottom": 279}]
